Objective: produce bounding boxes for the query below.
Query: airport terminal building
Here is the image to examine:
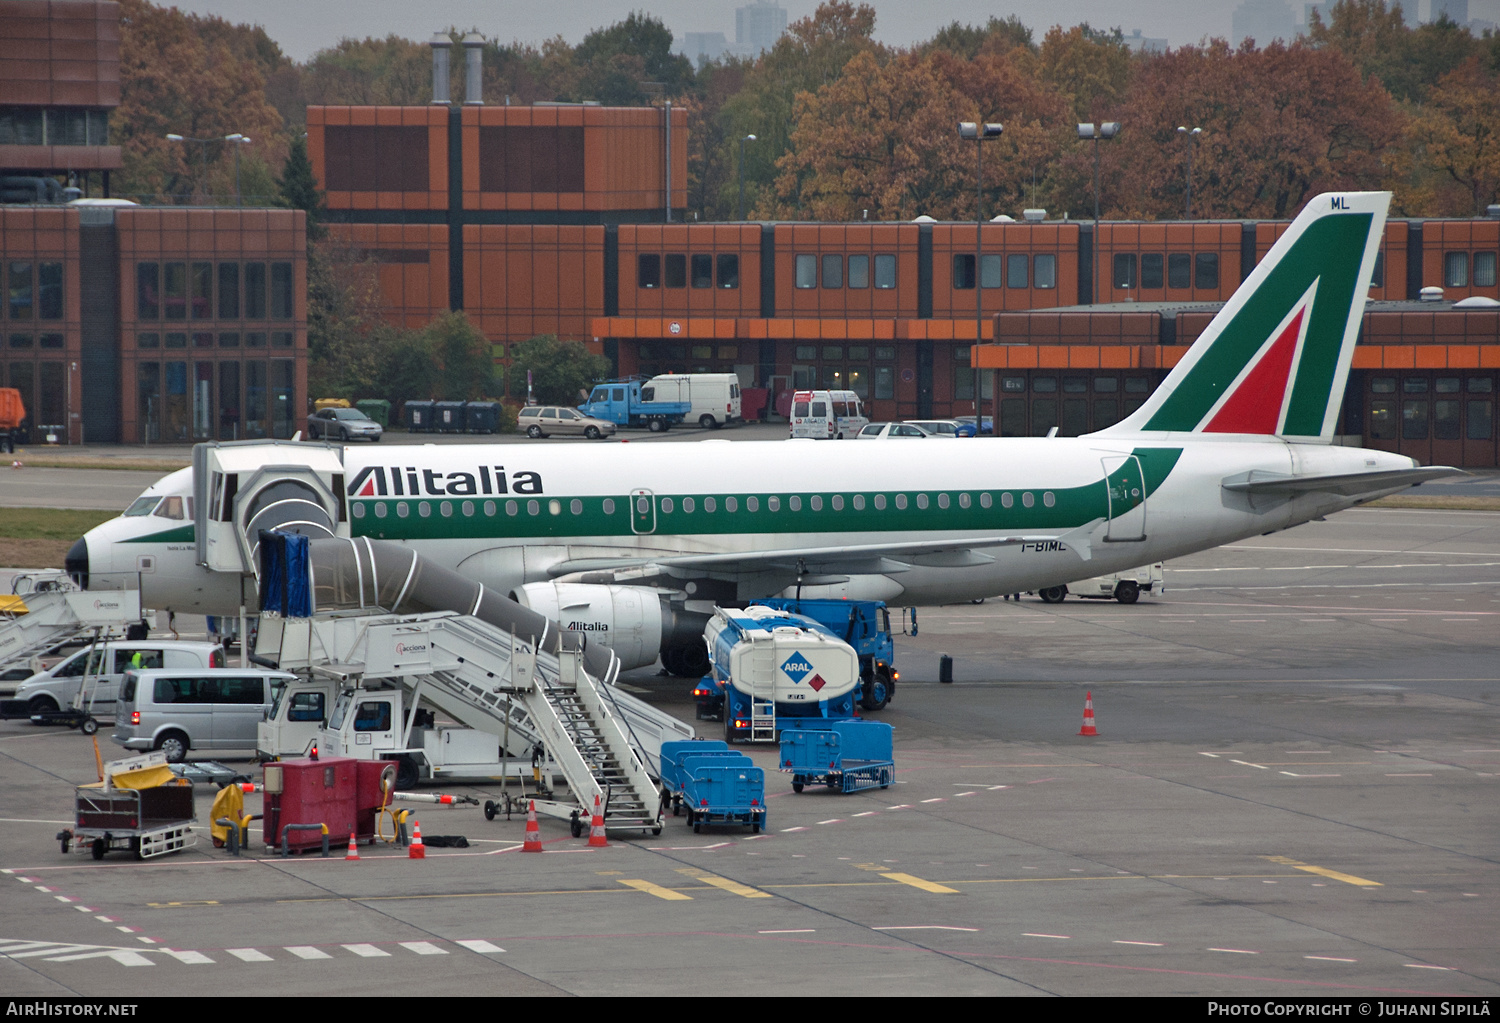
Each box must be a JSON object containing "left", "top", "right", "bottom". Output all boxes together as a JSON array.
[{"left": 1, "top": 2, "right": 1497, "bottom": 462}]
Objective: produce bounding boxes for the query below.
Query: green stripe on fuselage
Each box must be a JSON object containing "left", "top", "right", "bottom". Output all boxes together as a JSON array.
[
  {"left": 121, "top": 525, "right": 195, "bottom": 544},
  {"left": 350, "top": 448, "right": 1183, "bottom": 543}
]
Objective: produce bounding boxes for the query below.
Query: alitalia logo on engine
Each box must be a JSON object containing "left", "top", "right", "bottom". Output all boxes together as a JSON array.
[{"left": 346, "top": 465, "right": 544, "bottom": 498}]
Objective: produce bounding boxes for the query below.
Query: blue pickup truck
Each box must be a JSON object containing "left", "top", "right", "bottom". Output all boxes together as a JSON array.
[{"left": 579, "top": 380, "right": 691, "bottom": 432}]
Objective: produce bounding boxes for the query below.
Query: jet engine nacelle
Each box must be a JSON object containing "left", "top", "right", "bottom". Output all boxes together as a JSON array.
[{"left": 510, "top": 583, "right": 707, "bottom": 671}]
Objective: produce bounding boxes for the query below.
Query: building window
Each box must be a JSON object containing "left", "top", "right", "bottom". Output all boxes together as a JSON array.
[
  {"left": 38, "top": 333, "right": 62, "bottom": 348},
  {"left": 874, "top": 254, "right": 896, "bottom": 289},
  {"left": 716, "top": 254, "right": 739, "bottom": 289},
  {"left": 216, "top": 263, "right": 239, "bottom": 318},
  {"left": 1006, "top": 253, "right": 1028, "bottom": 289},
  {"left": 848, "top": 254, "right": 869, "bottom": 289},
  {"left": 822, "top": 254, "right": 842, "bottom": 289},
  {"left": 8, "top": 262, "right": 33, "bottom": 320},
  {"left": 691, "top": 254, "right": 712, "bottom": 289},
  {"left": 270, "top": 262, "right": 294, "bottom": 318},
  {"left": 1140, "top": 253, "right": 1163, "bottom": 289},
  {"left": 162, "top": 262, "right": 187, "bottom": 320},
  {"left": 980, "top": 254, "right": 1002, "bottom": 289},
  {"left": 137, "top": 332, "right": 159, "bottom": 349},
  {"left": 1372, "top": 250, "right": 1386, "bottom": 288},
  {"left": 664, "top": 254, "right": 687, "bottom": 288},
  {"left": 1113, "top": 253, "right": 1137, "bottom": 289},
  {"left": 875, "top": 365, "right": 894, "bottom": 399},
  {"left": 165, "top": 332, "right": 187, "bottom": 348},
  {"left": 192, "top": 332, "right": 213, "bottom": 348},
  {"left": 874, "top": 346, "right": 895, "bottom": 361},
  {"left": 1195, "top": 252, "right": 1220, "bottom": 290},
  {"left": 1444, "top": 252, "right": 1469, "bottom": 288},
  {"left": 136, "top": 263, "right": 159, "bottom": 320},
  {"left": 954, "top": 346, "right": 974, "bottom": 401},
  {"left": 271, "top": 331, "right": 294, "bottom": 348},
  {"left": 637, "top": 254, "right": 661, "bottom": 289},
  {"left": 245, "top": 263, "right": 266, "bottom": 318},
  {"left": 953, "top": 254, "right": 975, "bottom": 290},
  {"left": 1474, "top": 252, "right": 1497, "bottom": 288},
  {"left": 795, "top": 254, "right": 817, "bottom": 289},
  {"left": 218, "top": 332, "right": 239, "bottom": 348},
  {"left": 1033, "top": 254, "right": 1056, "bottom": 289},
  {"left": 1168, "top": 253, "right": 1191, "bottom": 289},
  {"left": 246, "top": 331, "right": 266, "bottom": 348},
  {"left": 37, "top": 263, "right": 62, "bottom": 320},
  {"left": 190, "top": 263, "right": 212, "bottom": 319},
  {"left": 795, "top": 345, "right": 817, "bottom": 360}
]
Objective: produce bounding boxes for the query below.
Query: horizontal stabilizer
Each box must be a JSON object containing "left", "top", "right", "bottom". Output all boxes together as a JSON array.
[{"left": 1221, "top": 466, "right": 1463, "bottom": 499}]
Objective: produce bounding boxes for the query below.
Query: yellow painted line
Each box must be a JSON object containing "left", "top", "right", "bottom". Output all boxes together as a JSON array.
[
  {"left": 880, "top": 872, "right": 959, "bottom": 894},
  {"left": 675, "top": 869, "right": 772, "bottom": 899},
  {"left": 618, "top": 879, "right": 693, "bottom": 901},
  {"left": 1262, "top": 856, "right": 1381, "bottom": 887}
]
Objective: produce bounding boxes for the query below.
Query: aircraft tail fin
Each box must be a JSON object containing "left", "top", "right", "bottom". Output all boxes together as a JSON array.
[{"left": 1099, "top": 191, "right": 1389, "bottom": 443}]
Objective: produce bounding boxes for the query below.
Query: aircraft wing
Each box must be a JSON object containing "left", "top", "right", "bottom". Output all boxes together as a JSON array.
[
  {"left": 1221, "top": 466, "right": 1463, "bottom": 499},
  {"left": 548, "top": 528, "right": 1097, "bottom": 581}
]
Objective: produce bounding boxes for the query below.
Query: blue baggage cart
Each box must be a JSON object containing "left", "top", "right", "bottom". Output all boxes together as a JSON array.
[
  {"left": 680, "top": 759, "right": 766, "bottom": 833},
  {"left": 659, "top": 740, "right": 731, "bottom": 815},
  {"left": 779, "top": 720, "right": 894, "bottom": 794}
]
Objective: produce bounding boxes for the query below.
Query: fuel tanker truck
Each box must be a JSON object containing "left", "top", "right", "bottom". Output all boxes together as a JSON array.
[{"left": 701, "top": 605, "right": 860, "bottom": 743}]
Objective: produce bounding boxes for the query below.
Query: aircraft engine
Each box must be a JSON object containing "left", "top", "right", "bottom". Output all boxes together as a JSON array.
[{"left": 510, "top": 582, "right": 709, "bottom": 673}]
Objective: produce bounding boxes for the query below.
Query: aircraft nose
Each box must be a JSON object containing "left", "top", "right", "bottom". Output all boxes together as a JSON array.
[{"left": 65, "top": 536, "right": 88, "bottom": 588}]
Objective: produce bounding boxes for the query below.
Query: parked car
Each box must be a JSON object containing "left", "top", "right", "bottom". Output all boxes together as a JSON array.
[
  {"left": 112, "top": 668, "right": 296, "bottom": 763},
  {"left": 14, "top": 640, "right": 225, "bottom": 721},
  {"left": 954, "top": 414, "right": 994, "bottom": 435},
  {"left": 517, "top": 405, "right": 617, "bottom": 440},
  {"left": 855, "top": 422, "right": 936, "bottom": 440},
  {"left": 307, "top": 407, "right": 383, "bottom": 442},
  {"left": 904, "top": 419, "right": 974, "bottom": 438}
]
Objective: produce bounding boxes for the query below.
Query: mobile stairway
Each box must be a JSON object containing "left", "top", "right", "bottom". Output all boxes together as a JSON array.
[{"left": 0, "top": 585, "right": 142, "bottom": 680}]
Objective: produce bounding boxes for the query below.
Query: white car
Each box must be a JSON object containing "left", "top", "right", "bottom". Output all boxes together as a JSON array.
[
  {"left": 855, "top": 422, "right": 935, "bottom": 439},
  {"left": 903, "top": 419, "right": 972, "bottom": 438}
]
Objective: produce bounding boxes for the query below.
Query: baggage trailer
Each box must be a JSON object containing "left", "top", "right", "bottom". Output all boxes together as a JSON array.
[
  {"left": 659, "top": 739, "right": 733, "bottom": 816},
  {"left": 58, "top": 752, "right": 197, "bottom": 860},
  {"left": 679, "top": 754, "right": 766, "bottom": 833},
  {"left": 779, "top": 720, "right": 895, "bottom": 795}
]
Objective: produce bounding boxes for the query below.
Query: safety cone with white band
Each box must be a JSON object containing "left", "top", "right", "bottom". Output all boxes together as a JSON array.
[
  {"left": 408, "top": 819, "right": 426, "bottom": 859},
  {"left": 587, "top": 794, "right": 608, "bottom": 848},
  {"left": 1078, "top": 691, "right": 1099, "bottom": 736},
  {"left": 345, "top": 832, "right": 359, "bottom": 861},
  {"left": 522, "top": 800, "right": 543, "bottom": 852}
]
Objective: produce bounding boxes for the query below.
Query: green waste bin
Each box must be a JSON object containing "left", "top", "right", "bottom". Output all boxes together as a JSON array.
[{"left": 355, "top": 399, "right": 391, "bottom": 428}]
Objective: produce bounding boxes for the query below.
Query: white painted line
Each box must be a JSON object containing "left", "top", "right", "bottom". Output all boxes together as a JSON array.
[
  {"left": 875, "top": 926, "right": 980, "bottom": 932},
  {"left": 1280, "top": 772, "right": 1342, "bottom": 777},
  {"left": 454, "top": 940, "right": 504, "bottom": 954},
  {"left": 780, "top": 827, "right": 806, "bottom": 833},
  {"left": 32, "top": 885, "right": 52, "bottom": 892},
  {"left": 986, "top": 785, "right": 1010, "bottom": 790},
  {"left": 1023, "top": 933, "right": 1071, "bottom": 939},
  {"left": 954, "top": 792, "right": 976, "bottom": 797},
  {"left": 46, "top": 951, "right": 125, "bottom": 963},
  {"left": 107, "top": 951, "right": 153, "bottom": 967},
  {"left": 887, "top": 805, "right": 912, "bottom": 809},
  {"left": 161, "top": 949, "right": 213, "bottom": 964},
  {"left": 920, "top": 798, "right": 946, "bottom": 803},
  {"left": 115, "top": 926, "right": 136, "bottom": 933},
  {"left": 285, "top": 946, "right": 332, "bottom": 960},
  {"left": 1405, "top": 964, "right": 1453, "bottom": 971},
  {"left": 1386, "top": 773, "right": 1433, "bottom": 777},
  {"left": 1114, "top": 940, "right": 1164, "bottom": 946},
  {"left": 94, "top": 916, "right": 115, "bottom": 923},
  {"left": 853, "top": 812, "right": 878, "bottom": 817},
  {"left": 1305, "top": 956, "right": 1357, "bottom": 962},
  {"left": 1209, "top": 948, "right": 1259, "bottom": 954},
  {"left": 226, "top": 948, "right": 273, "bottom": 962},
  {"left": 74, "top": 907, "right": 93, "bottom": 913},
  {"left": 136, "top": 937, "right": 158, "bottom": 944},
  {"left": 341, "top": 944, "right": 389, "bottom": 958},
  {"left": 398, "top": 941, "right": 447, "bottom": 955},
  {"left": 817, "top": 819, "right": 843, "bottom": 825},
  {"left": 1230, "top": 760, "right": 1268, "bottom": 769},
  {"left": 15, "top": 877, "right": 36, "bottom": 883},
  {"left": 759, "top": 929, "right": 815, "bottom": 934},
  {"left": 53, "top": 896, "right": 72, "bottom": 903}
]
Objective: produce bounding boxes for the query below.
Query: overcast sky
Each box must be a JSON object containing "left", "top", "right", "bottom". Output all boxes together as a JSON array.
[{"left": 167, "top": 1, "right": 1500, "bottom": 63}]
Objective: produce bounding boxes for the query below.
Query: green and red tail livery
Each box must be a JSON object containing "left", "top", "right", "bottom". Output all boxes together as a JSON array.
[{"left": 1104, "top": 192, "right": 1389, "bottom": 442}]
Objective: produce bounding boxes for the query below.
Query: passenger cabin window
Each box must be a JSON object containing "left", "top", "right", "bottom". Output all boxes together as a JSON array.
[
  {"left": 664, "top": 254, "right": 687, "bottom": 289},
  {"left": 822, "top": 254, "right": 843, "bottom": 289},
  {"left": 1445, "top": 252, "right": 1469, "bottom": 288},
  {"left": 1033, "top": 254, "right": 1056, "bottom": 289},
  {"left": 980, "top": 254, "right": 1002, "bottom": 289},
  {"left": 1475, "top": 252, "right": 1497, "bottom": 288},
  {"left": 953, "top": 254, "right": 975, "bottom": 290},
  {"left": 1113, "top": 254, "right": 1137, "bottom": 289},
  {"left": 874, "top": 254, "right": 896, "bottom": 289},
  {"left": 1195, "top": 253, "right": 1220, "bottom": 290},
  {"left": 795, "top": 254, "right": 817, "bottom": 289},
  {"left": 1007, "top": 253, "right": 1028, "bottom": 288},
  {"left": 638, "top": 254, "right": 661, "bottom": 289},
  {"left": 1168, "top": 253, "right": 1191, "bottom": 289},
  {"left": 1140, "top": 253, "right": 1163, "bottom": 289},
  {"left": 691, "top": 254, "right": 713, "bottom": 288},
  {"left": 716, "top": 254, "right": 740, "bottom": 289},
  {"left": 848, "top": 255, "right": 869, "bottom": 288}
]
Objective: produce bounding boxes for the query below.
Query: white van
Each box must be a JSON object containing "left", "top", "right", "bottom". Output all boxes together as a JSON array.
[
  {"left": 14, "top": 640, "right": 224, "bottom": 721},
  {"left": 789, "top": 389, "right": 870, "bottom": 439},
  {"left": 641, "top": 373, "right": 742, "bottom": 428},
  {"left": 1036, "top": 563, "right": 1164, "bottom": 604},
  {"left": 112, "top": 668, "right": 296, "bottom": 762}
]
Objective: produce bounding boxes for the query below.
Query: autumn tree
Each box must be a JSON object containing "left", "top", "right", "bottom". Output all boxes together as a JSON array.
[
  {"left": 923, "top": 17, "right": 1035, "bottom": 60},
  {"left": 425, "top": 312, "right": 499, "bottom": 401},
  {"left": 299, "top": 36, "right": 433, "bottom": 106},
  {"left": 572, "top": 13, "right": 693, "bottom": 104},
  {"left": 1407, "top": 58, "right": 1500, "bottom": 215},
  {"left": 1034, "top": 24, "right": 1136, "bottom": 122},
  {"left": 507, "top": 335, "right": 610, "bottom": 406}
]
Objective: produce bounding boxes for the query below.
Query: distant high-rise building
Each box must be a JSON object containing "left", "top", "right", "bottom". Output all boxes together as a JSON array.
[
  {"left": 1121, "top": 28, "right": 1168, "bottom": 53},
  {"left": 681, "top": 32, "right": 730, "bottom": 65},
  {"left": 1432, "top": 0, "right": 1468, "bottom": 24},
  {"left": 1232, "top": 0, "right": 1296, "bottom": 47},
  {"left": 736, "top": 1, "right": 787, "bottom": 57}
]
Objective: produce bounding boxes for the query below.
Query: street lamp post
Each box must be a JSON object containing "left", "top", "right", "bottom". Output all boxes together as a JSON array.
[
  {"left": 166, "top": 132, "right": 249, "bottom": 204},
  {"left": 1177, "top": 126, "right": 1201, "bottom": 219},
  {"left": 958, "top": 121, "right": 1003, "bottom": 432},
  {"left": 738, "top": 134, "right": 757, "bottom": 222},
  {"left": 1076, "top": 121, "right": 1120, "bottom": 305}
]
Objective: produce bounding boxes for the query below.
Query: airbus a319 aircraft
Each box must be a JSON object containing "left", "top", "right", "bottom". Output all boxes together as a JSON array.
[{"left": 69, "top": 191, "right": 1456, "bottom": 674}]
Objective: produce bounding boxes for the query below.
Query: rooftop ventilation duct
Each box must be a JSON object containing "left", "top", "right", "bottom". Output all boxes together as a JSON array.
[
  {"left": 430, "top": 33, "right": 452, "bottom": 105},
  {"left": 463, "top": 33, "right": 484, "bottom": 105},
  {"left": 1023, "top": 208, "right": 1046, "bottom": 222}
]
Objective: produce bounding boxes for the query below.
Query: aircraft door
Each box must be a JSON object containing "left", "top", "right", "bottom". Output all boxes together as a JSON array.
[
  {"left": 1101, "top": 455, "right": 1147, "bottom": 542},
  {"left": 630, "top": 489, "right": 656, "bottom": 535}
]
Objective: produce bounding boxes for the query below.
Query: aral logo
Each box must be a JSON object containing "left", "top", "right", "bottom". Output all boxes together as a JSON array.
[
  {"left": 781, "top": 653, "right": 812, "bottom": 683},
  {"left": 347, "top": 464, "right": 544, "bottom": 499},
  {"left": 394, "top": 641, "right": 428, "bottom": 656}
]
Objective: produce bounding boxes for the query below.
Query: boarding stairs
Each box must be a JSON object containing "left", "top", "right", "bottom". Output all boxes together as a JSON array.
[
  {"left": 263, "top": 610, "right": 689, "bottom": 833},
  {"left": 0, "top": 587, "right": 141, "bottom": 679}
]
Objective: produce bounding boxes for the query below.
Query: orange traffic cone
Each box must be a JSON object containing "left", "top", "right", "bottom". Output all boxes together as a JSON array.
[
  {"left": 345, "top": 832, "right": 360, "bottom": 861},
  {"left": 1078, "top": 691, "right": 1099, "bottom": 736},
  {"left": 408, "top": 819, "right": 426, "bottom": 859},
  {"left": 587, "top": 794, "right": 608, "bottom": 848},
  {"left": 522, "top": 800, "right": 543, "bottom": 852}
]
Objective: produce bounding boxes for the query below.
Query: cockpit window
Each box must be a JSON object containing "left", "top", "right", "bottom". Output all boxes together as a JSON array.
[
  {"left": 124, "top": 497, "right": 161, "bottom": 517},
  {"left": 153, "top": 496, "right": 185, "bottom": 520}
]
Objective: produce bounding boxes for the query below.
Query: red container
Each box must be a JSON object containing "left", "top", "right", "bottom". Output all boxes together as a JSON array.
[
  {"left": 354, "top": 759, "right": 397, "bottom": 842},
  {"left": 263, "top": 756, "right": 358, "bottom": 853}
]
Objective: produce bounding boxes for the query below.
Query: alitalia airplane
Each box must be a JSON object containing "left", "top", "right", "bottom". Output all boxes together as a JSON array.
[{"left": 69, "top": 191, "right": 1456, "bottom": 674}]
